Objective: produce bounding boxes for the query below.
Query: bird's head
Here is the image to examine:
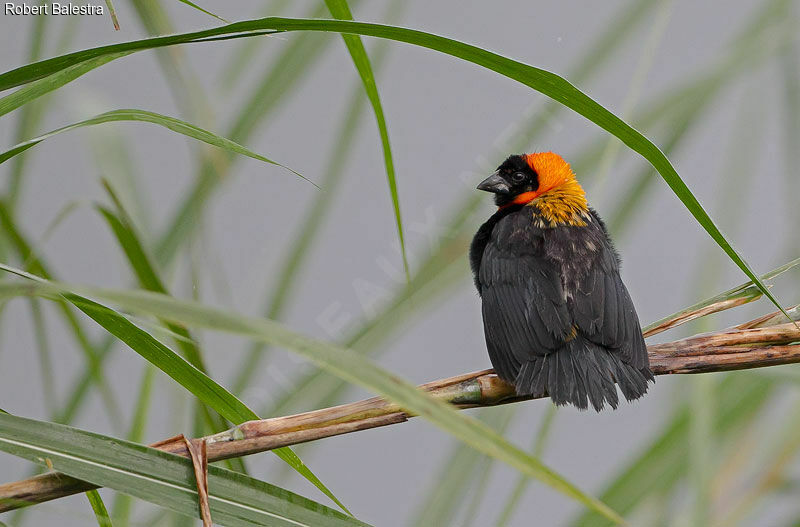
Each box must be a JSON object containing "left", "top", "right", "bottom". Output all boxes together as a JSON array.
[{"left": 477, "top": 152, "right": 584, "bottom": 210}]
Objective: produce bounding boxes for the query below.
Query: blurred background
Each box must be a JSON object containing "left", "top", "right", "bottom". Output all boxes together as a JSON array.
[{"left": 1, "top": 0, "right": 799, "bottom": 525}]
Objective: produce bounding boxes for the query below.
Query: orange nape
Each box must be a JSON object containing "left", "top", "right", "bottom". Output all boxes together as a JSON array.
[
  {"left": 524, "top": 151, "right": 578, "bottom": 197},
  {"left": 499, "top": 152, "right": 581, "bottom": 209}
]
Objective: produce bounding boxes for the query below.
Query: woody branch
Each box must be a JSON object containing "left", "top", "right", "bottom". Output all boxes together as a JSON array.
[{"left": 1, "top": 302, "right": 799, "bottom": 513}]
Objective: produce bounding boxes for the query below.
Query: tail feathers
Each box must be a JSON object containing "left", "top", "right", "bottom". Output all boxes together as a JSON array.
[{"left": 514, "top": 338, "right": 653, "bottom": 411}]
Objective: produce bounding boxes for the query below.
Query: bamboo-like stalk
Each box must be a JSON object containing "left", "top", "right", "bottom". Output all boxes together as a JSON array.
[{"left": 1, "top": 306, "right": 799, "bottom": 513}]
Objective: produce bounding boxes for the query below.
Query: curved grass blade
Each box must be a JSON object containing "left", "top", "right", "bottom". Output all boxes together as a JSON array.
[
  {"left": 0, "top": 414, "right": 367, "bottom": 527},
  {"left": 0, "top": 274, "right": 624, "bottom": 525},
  {"left": 86, "top": 490, "right": 113, "bottom": 527},
  {"left": 94, "top": 199, "right": 349, "bottom": 514},
  {"left": 102, "top": 182, "right": 242, "bottom": 464},
  {"left": 0, "top": 15, "right": 786, "bottom": 324},
  {"left": 642, "top": 256, "right": 800, "bottom": 336},
  {"left": 324, "top": 0, "right": 408, "bottom": 280},
  {"left": 0, "top": 109, "right": 314, "bottom": 186},
  {"left": 175, "top": 0, "right": 229, "bottom": 24}
]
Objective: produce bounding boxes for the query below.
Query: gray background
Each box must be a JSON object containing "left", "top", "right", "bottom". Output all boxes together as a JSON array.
[{"left": 0, "top": 0, "right": 797, "bottom": 525}]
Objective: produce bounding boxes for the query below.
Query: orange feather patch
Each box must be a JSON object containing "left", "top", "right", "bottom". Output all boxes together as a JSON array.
[{"left": 500, "top": 152, "right": 589, "bottom": 226}]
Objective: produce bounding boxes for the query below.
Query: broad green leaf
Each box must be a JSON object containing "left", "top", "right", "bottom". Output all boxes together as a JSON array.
[
  {"left": 0, "top": 413, "right": 367, "bottom": 527},
  {"left": 0, "top": 17, "right": 787, "bottom": 319},
  {"left": 0, "top": 274, "right": 624, "bottom": 524},
  {"left": 86, "top": 490, "right": 114, "bottom": 527},
  {"left": 324, "top": 0, "right": 409, "bottom": 280},
  {"left": 0, "top": 109, "right": 314, "bottom": 186}
]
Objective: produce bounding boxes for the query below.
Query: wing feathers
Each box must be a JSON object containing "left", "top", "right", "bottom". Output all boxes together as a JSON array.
[{"left": 473, "top": 209, "right": 652, "bottom": 411}]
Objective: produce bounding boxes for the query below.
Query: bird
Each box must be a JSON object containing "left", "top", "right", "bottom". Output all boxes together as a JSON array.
[{"left": 470, "top": 152, "right": 653, "bottom": 411}]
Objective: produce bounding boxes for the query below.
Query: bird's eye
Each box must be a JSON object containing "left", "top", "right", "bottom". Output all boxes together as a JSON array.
[{"left": 511, "top": 172, "right": 526, "bottom": 183}]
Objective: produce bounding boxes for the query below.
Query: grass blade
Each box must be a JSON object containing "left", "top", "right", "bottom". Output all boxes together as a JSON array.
[
  {"left": 86, "top": 490, "right": 113, "bottom": 527},
  {"left": 0, "top": 109, "right": 312, "bottom": 185},
  {"left": 324, "top": 0, "right": 408, "bottom": 280},
  {"left": 0, "top": 413, "right": 367, "bottom": 527},
  {"left": 28, "top": 300, "right": 55, "bottom": 411},
  {"left": 174, "top": 0, "right": 229, "bottom": 24}
]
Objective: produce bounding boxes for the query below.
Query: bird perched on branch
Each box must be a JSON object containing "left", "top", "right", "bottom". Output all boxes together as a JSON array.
[{"left": 470, "top": 152, "right": 653, "bottom": 411}]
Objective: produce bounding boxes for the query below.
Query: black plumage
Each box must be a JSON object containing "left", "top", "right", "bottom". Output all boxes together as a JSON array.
[{"left": 471, "top": 154, "right": 653, "bottom": 411}]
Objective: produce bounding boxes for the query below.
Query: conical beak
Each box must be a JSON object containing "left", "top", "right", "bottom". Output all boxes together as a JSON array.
[{"left": 477, "top": 171, "right": 510, "bottom": 194}]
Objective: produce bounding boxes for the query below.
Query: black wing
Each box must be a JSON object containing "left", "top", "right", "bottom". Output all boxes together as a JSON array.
[
  {"left": 475, "top": 213, "right": 574, "bottom": 381},
  {"left": 566, "top": 212, "right": 650, "bottom": 372}
]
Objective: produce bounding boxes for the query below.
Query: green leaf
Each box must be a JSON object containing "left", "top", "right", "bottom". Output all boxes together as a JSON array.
[
  {"left": 0, "top": 273, "right": 624, "bottom": 525},
  {"left": 0, "top": 109, "right": 314, "bottom": 186},
  {"left": 0, "top": 13, "right": 785, "bottom": 337},
  {"left": 68, "top": 294, "right": 258, "bottom": 424},
  {"left": 86, "top": 490, "right": 114, "bottom": 527},
  {"left": 642, "top": 256, "right": 800, "bottom": 336},
  {"left": 324, "top": 0, "right": 409, "bottom": 281},
  {"left": 175, "top": 0, "right": 229, "bottom": 23},
  {"left": 0, "top": 413, "right": 368, "bottom": 527},
  {"left": 103, "top": 0, "right": 120, "bottom": 30}
]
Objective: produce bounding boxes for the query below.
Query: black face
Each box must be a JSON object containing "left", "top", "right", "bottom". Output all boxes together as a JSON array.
[{"left": 477, "top": 155, "right": 539, "bottom": 207}]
